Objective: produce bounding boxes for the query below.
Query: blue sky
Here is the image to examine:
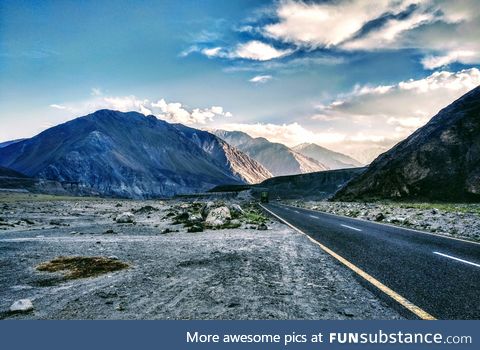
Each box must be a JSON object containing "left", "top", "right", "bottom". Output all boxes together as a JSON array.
[{"left": 1, "top": 0, "right": 479, "bottom": 162}]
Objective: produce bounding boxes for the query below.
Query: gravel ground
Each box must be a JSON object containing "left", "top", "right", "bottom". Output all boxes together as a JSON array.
[
  {"left": 0, "top": 193, "right": 401, "bottom": 320},
  {"left": 286, "top": 200, "right": 480, "bottom": 242}
]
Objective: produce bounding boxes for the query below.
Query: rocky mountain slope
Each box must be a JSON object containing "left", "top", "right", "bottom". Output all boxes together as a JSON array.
[
  {"left": 293, "top": 143, "right": 363, "bottom": 169},
  {"left": 334, "top": 86, "right": 480, "bottom": 201},
  {"left": 213, "top": 130, "right": 329, "bottom": 176},
  {"left": 0, "top": 110, "right": 270, "bottom": 198},
  {"left": 173, "top": 124, "right": 271, "bottom": 184}
]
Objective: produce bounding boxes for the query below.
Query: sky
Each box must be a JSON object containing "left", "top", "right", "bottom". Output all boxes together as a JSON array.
[{"left": 1, "top": 0, "right": 480, "bottom": 163}]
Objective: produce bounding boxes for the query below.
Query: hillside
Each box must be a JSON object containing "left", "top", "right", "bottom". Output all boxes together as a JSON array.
[{"left": 0, "top": 110, "right": 270, "bottom": 198}]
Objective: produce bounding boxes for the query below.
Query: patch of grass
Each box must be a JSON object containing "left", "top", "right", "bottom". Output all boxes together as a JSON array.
[
  {"left": 243, "top": 210, "right": 267, "bottom": 225},
  {"left": 36, "top": 256, "right": 129, "bottom": 279},
  {"left": 387, "top": 202, "right": 480, "bottom": 215}
]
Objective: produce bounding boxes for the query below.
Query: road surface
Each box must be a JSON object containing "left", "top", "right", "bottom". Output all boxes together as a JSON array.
[{"left": 261, "top": 202, "right": 480, "bottom": 320}]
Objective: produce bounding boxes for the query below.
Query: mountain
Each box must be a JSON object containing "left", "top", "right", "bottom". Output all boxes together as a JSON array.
[
  {"left": 172, "top": 124, "right": 272, "bottom": 183},
  {"left": 0, "top": 139, "right": 25, "bottom": 148},
  {"left": 0, "top": 110, "right": 270, "bottom": 198},
  {"left": 334, "top": 86, "right": 480, "bottom": 202},
  {"left": 292, "top": 143, "right": 363, "bottom": 169},
  {"left": 213, "top": 130, "right": 329, "bottom": 176}
]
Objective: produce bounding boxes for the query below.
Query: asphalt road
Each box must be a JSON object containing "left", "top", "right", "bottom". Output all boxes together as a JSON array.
[{"left": 261, "top": 202, "right": 480, "bottom": 320}]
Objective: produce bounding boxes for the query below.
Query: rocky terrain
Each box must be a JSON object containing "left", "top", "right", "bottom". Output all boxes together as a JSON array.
[
  {"left": 334, "top": 86, "right": 480, "bottom": 202},
  {"left": 213, "top": 130, "right": 329, "bottom": 176},
  {"left": 286, "top": 200, "right": 480, "bottom": 242},
  {"left": 0, "top": 110, "right": 271, "bottom": 199},
  {"left": 0, "top": 192, "right": 401, "bottom": 320}
]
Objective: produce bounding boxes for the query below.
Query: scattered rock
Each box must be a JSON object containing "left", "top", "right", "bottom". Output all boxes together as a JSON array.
[
  {"left": 133, "top": 205, "right": 159, "bottom": 214},
  {"left": 49, "top": 219, "right": 62, "bottom": 225},
  {"left": 187, "top": 224, "right": 203, "bottom": 233},
  {"left": 343, "top": 308, "right": 355, "bottom": 317},
  {"left": 257, "top": 223, "right": 268, "bottom": 230},
  {"left": 10, "top": 299, "right": 34, "bottom": 313},
  {"left": 160, "top": 228, "right": 172, "bottom": 234},
  {"left": 103, "top": 229, "right": 117, "bottom": 234},
  {"left": 21, "top": 218, "right": 35, "bottom": 225},
  {"left": 173, "top": 212, "right": 189, "bottom": 223},
  {"left": 115, "top": 203, "right": 123, "bottom": 207},
  {"left": 115, "top": 212, "right": 135, "bottom": 224}
]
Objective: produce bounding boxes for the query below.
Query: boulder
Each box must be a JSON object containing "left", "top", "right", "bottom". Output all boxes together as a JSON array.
[
  {"left": 374, "top": 213, "right": 385, "bottom": 222},
  {"left": 10, "top": 299, "right": 34, "bottom": 313},
  {"left": 115, "top": 212, "right": 135, "bottom": 224},
  {"left": 205, "top": 206, "right": 231, "bottom": 227}
]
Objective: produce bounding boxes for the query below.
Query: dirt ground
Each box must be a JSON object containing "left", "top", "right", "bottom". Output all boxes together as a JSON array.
[{"left": 0, "top": 193, "right": 401, "bottom": 319}]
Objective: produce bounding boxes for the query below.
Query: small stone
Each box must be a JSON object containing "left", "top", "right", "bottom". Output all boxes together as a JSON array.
[
  {"left": 115, "top": 212, "right": 135, "bottom": 224},
  {"left": 257, "top": 223, "right": 268, "bottom": 230},
  {"left": 188, "top": 224, "right": 203, "bottom": 233},
  {"left": 103, "top": 229, "right": 116, "bottom": 234},
  {"left": 10, "top": 299, "right": 34, "bottom": 313},
  {"left": 343, "top": 308, "right": 355, "bottom": 317},
  {"left": 160, "top": 228, "right": 171, "bottom": 234}
]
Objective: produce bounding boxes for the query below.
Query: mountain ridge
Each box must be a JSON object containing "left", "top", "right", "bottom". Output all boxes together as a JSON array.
[
  {"left": 292, "top": 142, "right": 363, "bottom": 169},
  {"left": 213, "top": 130, "right": 329, "bottom": 176},
  {"left": 0, "top": 110, "right": 270, "bottom": 198}
]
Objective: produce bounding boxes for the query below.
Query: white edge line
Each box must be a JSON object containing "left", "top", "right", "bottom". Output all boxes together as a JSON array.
[
  {"left": 276, "top": 203, "right": 480, "bottom": 246},
  {"left": 433, "top": 251, "right": 480, "bottom": 268},
  {"left": 341, "top": 224, "right": 362, "bottom": 232}
]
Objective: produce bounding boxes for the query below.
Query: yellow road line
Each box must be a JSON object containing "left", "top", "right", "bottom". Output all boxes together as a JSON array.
[{"left": 260, "top": 204, "right": 436, "bottom": 320}]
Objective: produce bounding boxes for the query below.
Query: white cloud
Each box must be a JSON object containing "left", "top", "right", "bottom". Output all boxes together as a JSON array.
[
  {"left": 421, "top": 50, "right": 478, "bottom": 69},
  {"left": 233, "top": 40, "right": 293, "bottom": 61},
  {"left": 342, "top": 11, "right": 437, "bottom": 50},
  {"left": 252, "top": 0, "right": 480, "bottom": 67},
  {"left": 221, "top": 122, "right": 346, "bottom": 147},
  {"left": 182, "top": 41, "right": 293, "bottom": 61},
  {"left": 249, "top": 75, "right": 272, "bottom": 83},
  {"left": 49, "top": 104, "right": 68, "bottom": 110},
  {"left": 49, "top": 95, "right": 233, "bottom": 126},
  {"left": 262, "top": 0, "right": 418, "bottom": 48},
  {"left": 317, "top": 68, "right": 480, "bottom": 141},
  {"left": 90, "top": 88, "right": 102, "bottom": 96},
  {"left": 201, "top": 47, "right": 222, "bottom": 57}
]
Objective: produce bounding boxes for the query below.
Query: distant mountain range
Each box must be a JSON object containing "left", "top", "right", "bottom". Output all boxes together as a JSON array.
[
  {"left": 292, "top": 143, "right": 362, "bottom": 169},
  {"left": 0, "top": 110, "right": 270, "bottom": 198},
  {"left": 213, "top": 130, "right": 330, "bottom": 176},
  {"left": 334, "top": 85, "right": 480, "bottom": 202}
]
